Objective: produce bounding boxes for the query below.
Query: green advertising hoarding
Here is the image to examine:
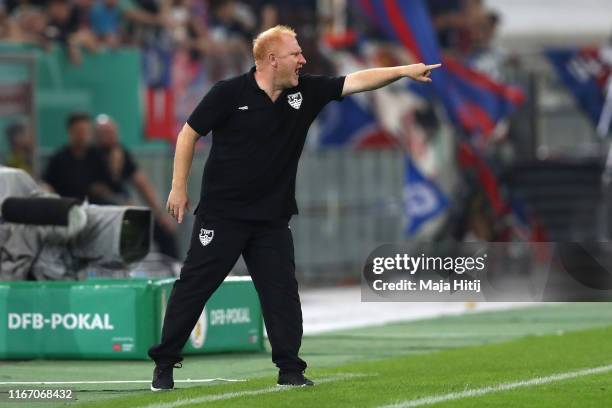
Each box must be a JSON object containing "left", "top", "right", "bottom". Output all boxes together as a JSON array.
[{"left": 0, "top": 277, "right": 263, "bottom": 360}]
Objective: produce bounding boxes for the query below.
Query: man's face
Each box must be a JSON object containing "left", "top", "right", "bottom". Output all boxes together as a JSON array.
[
  {"left": 14, "top": 130, "right": 33, "bottom": 152},
  {"left": 49, "top": 1, "right": 70, "bottom": 21},
  {"left": 275, "top": 34, "right": 306, "bottom": 88},
  {"left": 95, "top": 121, "right": 118, "bottom": 149},
  {"left": 68, "top": 120, "right": 92, "bottom": 149}
]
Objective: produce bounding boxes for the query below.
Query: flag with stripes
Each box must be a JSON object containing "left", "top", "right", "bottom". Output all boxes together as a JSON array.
[
  {"left": 547, "top": 46, "right": 612, "bottom": 137},
  {"left": 358, "top": 0, "right": 524, "bottom": 137}
]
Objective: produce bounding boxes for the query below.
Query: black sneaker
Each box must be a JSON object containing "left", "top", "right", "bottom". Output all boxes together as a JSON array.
[
  {"left": 277, "top": 371, "right": 314, "bottom": 387},
  {"left": 151, "top": 363, "right": 181, "bottom": 391}
]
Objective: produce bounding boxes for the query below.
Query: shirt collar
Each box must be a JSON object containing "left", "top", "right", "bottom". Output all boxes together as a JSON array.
[
  {"left": 247, "top": 66, "right": 261, "bottom": 91},
  {"left": 248, "top": 67, "right": 298, "bottom": 102}
]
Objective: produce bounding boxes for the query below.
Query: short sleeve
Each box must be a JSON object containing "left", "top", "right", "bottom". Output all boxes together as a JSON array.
[
  {"left": 300, "top": 75, "right": 345, "bottom": 111},
  {"left": 187, "top": 80, "right": 233, "bottom": 136}
]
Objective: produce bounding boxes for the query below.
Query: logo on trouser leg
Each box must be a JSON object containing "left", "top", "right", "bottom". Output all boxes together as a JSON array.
[{"left": 199, "top": 229, "right": 214, "bottom": 246}]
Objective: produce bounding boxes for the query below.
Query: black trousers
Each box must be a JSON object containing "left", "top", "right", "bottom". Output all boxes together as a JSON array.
[{"left": 148, "top": 211, "right": 307, "bottom": 373}]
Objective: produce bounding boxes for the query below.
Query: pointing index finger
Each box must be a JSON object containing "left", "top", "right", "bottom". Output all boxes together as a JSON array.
[{"left": 427, "top": 63, "right": 442, "bottom": 70}]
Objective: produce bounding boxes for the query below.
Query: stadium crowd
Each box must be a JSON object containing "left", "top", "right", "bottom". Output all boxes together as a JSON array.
[
  {"left": 2, "top": 0, "right": 516, "bottom": 249},
  {"left": 0, "top": 0, "right": 319, "bottom": 65},
  {"left": 0, "top": 0, "right": 505, "bottom": 71}
]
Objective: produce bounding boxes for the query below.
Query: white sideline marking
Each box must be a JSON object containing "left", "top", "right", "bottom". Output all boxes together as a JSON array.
[
  {"left": 142, "top": 373, "right": 370, "bottom": 408},
  {"left": 378, "top": 364, "right": 612, "bottom": 408},
  {"left": 0, "top": 379, "right": 245, "bottom": 385}
]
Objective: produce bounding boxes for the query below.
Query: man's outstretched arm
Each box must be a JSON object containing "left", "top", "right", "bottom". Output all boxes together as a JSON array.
[
  {"left": 166, "top": 123, "right": 200, "bottom": 223},
  {"left": 342, "top": 63, "right": 442, "bottom": 97}
]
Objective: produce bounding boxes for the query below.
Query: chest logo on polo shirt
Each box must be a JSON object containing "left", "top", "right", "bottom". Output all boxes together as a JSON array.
[
  {"left": 287, "top": 92, "right": 303, "bottom": 110},
  {"left": 199, "top": 228, "right": 214, "bottom": 246}
]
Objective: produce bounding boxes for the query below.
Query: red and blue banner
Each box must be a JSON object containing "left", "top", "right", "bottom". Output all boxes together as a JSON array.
[
  {"left": 358, "top": 0, "right": 524, "bottom": 137},
  {"left": 316, "top": 95, "right": 396, "bottom": 148},
  {"left": 547, "top": 47, "right": 612, "bottom": 137},
  {"left": 142, "top": 45, "right": 176, "bottom": 141}
]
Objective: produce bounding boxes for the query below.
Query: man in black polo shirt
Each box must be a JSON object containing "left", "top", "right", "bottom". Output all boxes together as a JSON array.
[
  {"left": 43, "top": 112, "right": 112, "bottom": 203},
  {"left": 148, "top": 25, "right": 440, "bottom": 390}
]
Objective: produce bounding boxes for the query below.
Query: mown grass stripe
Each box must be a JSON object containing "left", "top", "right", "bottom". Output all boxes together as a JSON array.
[
  {"left": 379, "top": 364, "right": 612, "bottom": 408},
  {"left": 141, "top": 373, "right": 371, "bottom": 408}
]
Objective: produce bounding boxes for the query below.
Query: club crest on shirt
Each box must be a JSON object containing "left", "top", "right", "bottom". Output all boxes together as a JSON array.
[
  {"left": 287, "top": 92, "right": 302, "bottom": 110},
  {"left": 199, "top": 228, "right": 214, "bottom": 246}
]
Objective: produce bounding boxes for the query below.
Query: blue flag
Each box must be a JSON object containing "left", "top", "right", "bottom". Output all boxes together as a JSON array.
[
  {"left": 547, "top": 47, "right": 612, "bottom": 137},
  {"left": 404, "top": 156, "right": 448, "bottom": 235},
  {"left": 317, "top": 95, "right": 395, "bottom": 148}
]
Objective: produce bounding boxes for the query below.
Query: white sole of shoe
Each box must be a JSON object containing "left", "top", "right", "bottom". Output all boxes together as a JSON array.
[
  {"left": 150, "top": 385, "right": 173, "bottom": 392},
  {"left": 276, "top": 383, "right": 313, "bottom": 387}
]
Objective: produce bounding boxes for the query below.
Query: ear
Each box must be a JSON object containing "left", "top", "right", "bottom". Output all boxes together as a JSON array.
[{"left": 268, "top": 53, "right": 277, "bottom": 69}]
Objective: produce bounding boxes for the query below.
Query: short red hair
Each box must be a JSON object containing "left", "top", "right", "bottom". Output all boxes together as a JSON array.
[{"left": 252, "top": 25, "right": 296, "bottom": 67}]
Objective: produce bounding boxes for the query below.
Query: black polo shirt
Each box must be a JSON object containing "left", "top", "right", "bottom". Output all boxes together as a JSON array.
[
  {"left": 187, "top": 67, "right": 345, "bottom": 220},
  {"left": 43, "top": 146, "right": 110, "bottom": 202}
]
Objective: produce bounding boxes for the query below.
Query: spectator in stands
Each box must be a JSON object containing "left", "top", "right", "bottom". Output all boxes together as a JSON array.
[
  {"left": 427, "top": 0, "right": 485, "bottom": 55},
  {"left": 45, "top": 0, "right": 74, "bottom": 44},
  {"left": 129, "top": 0, "right": 173, "bottom": 28},
  {"left": 63, "top": 0, "right": 101, "bottom": 56},
  {"left": 209, "top": 0, "right": 256, "bottom": 41},
  {"left": 90, "top": 0, "right": 124, "bottom": 47},
  {"left": 186, "top": 0, "right": 252, "bottom": 79},
  {"left": 426, "top": 0, "right": 462, "bottom": 50},
  {"left": 3, "top": 121, "right": 34, "bottom": 176},
  {"left": 120, "top": 0, "right": 175, "bottom": 46},
  {"left": 93, "top": 114, "right": 179, "bottom": 258},
  {"left": 3, "top": 0, "right": 47, "bottom": 15},
  {"left": 67, "top": 0, "right": 95, "bottom": 36},
  {"left": 5, "top": 5, "right": 50, "bottom": 49},
  {"left": 44, "top": 0, "right": 93, "bottom": 64},
  {"left": 58, "top": 0, "right": 171, "bottom": 49},
  {"left": 43, "top": 112, "right": 113, "bottom": 203},
  {"left": 245, "top": 0, "right": 279, "bottom": 32},
  {"left": 0, "top": 4, "right": 9, "bottom": 39},
  {"left": 468, "top": 10, "right": 509, "bottom": 81},
  {"left": 161, "top": 0, "right": 211, "bottom": 60}
]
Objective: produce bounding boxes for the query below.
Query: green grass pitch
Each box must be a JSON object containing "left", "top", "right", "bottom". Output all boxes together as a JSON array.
[{"left": 2, "top": 303, "right": 611, "bottom": 407}]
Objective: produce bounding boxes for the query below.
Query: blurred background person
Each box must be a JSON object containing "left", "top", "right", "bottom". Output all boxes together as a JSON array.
[
  {"left": 42, "top": 112, "right": 113, "bottom": 203},
  {"left": 3, "top": 121, "right": 34, "bottom": 176},
  {"left": 94, "top": 114, "right": 179, "bottom": 259},
  {"left": 44, "top": 0, "right": 97, "bottom": 64},
  {"left": 89, "top": 0, "right": 123, "bottom": 47},
  {"left": 467, "top": 9, "right": 509, "bottom": 81},
  {"left": 4, "top": 5, "right": 50, "bottom": 49},
  {"left": 2, "top": 0, "right": 47, "bottom": 13}
]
